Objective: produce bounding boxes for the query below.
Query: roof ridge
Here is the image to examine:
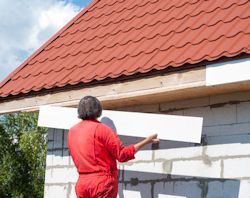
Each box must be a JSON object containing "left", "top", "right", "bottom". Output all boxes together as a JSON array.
[{"left": 0, "top": 0, "right": 101, "bottom": 88}]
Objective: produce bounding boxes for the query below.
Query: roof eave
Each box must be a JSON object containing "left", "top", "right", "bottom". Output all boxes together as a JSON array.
[{"left": 1, "top": 56, "right": 250, "bottom": 114}]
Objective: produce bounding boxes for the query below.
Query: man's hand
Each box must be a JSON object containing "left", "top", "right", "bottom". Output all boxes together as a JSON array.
[
  {"left": 146, "top": 133, "right": 160, "bottom": 144},
  {"left": 134, "top": 133, "right": 160, "bottom": 153}
]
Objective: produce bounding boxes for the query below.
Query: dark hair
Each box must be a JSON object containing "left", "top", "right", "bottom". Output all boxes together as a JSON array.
[{"left": 78, "top": 96, "right": 102, "bottom": 120}]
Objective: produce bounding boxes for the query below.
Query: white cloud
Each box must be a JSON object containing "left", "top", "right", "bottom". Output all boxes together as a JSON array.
[{"left": 0, "top": 0, "right": 81, "bottom": 82}]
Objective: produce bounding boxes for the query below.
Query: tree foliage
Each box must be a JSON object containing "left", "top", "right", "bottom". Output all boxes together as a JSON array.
[{"left": 0, "top": 112, "right": 47, "bottom": 198}]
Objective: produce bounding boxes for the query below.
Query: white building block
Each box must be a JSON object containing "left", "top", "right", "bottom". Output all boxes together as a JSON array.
[
  {"left": 46, "top": 152, "right": 54, "bottom": 167},
  {"left": 38, "top": 106, "right": 203, "bottom": 143},
  {"left": 69, "top": 184, "right": 77, "bottom": 198},
  {"left": 134, "top": 150, "right": 153, "bottom": 161},
  {"left": 205, "top": 143, "right": 250, "bottom": 158},
  {"left": 69, "top": 156, "right": 75, "bottom": 166},
  {"left": 237, "top": 101, "right": 250, "bottom": 123},
  {"left": 209, "top": 91, "right": 250, "bottom": 105},
  {"left": 53, "top": 129, "right": 63, "bottom": 149},
  {"left": 206, "top": 181, "right": 224, "bottom": 197},
  {"left": 47, "top": 141, "right": 54, "bottom": 150},
  {"left": 120, "top": 183, "right": 152, "bottom": 198},
  {"left": 184, "top": 105, "right": 236, "bottom": 126},
  {"left": 154, "top": 182, "right": 174, "bottom": 196},
  {"left": 172, "top": 160, "right": 221, "bottom": 178},
  {"left": 63, "top": 130, "right": 68, "bottom": 148},
  {"left": 44, "top": 185, "right": 68, "bottom": 198},
  {"left": 207, "top": 181, "right": 240, "bottom": 198},
  {"left": 160, "top": 97, "right": 209, "bottom": 112},
  {"left": 46, "top": 150, "right": 70, "bottom": 167},
  {"left": 44, "top": 168, "right": 53, "bottom": 184},
  {"left": 119, "top": 103, "right": 160, "bottom": 113},
  {"left": 47, "top": 129, "right": 54, "bottom": 141},
  {"left": 158, "top": 195, "right": 186, "bottom": 198},
  {"left": 172, "top": 181, "right": 202, "bottom": 197},
  {"left": 121, "top": 143, "right": 250, "bottom": 179},
  {"left": 154, "top": 147, "right": 203, "bottom": 160},
  {"left": 238, "top": 180, "right": 250, "bottom": 198},
  {"left": 118, "top": 190, "right": 142, "bottom": 198},
  {"left": 53, "top": 150, "right": 70, "bottom": 166},
  {"left": 168, "top": 110, "right": 184, "bottom": 116},
  {"left": 123, "top": 162, "right": 164, "bottom": 174},
  {"left": 203, "top": 122, "right": 250, "bottom": 136},
  {"left": 223, "top": 158, "right": 250, "bottom": 178},
  {"left": 45, "top": 167, "right": 78, "bottom": 184}
]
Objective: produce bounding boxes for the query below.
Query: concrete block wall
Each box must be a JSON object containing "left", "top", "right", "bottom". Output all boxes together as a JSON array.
[
  {"left": 44, "top": 90, "right": 250, "bottom": 198},
  {"left": 44, "top": 129, "right": 77, "bottom": 198}
]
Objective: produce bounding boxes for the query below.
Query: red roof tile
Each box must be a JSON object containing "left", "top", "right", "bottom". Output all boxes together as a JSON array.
[{"left": 1, "top": 0, "right": 250, "bottom": 98}]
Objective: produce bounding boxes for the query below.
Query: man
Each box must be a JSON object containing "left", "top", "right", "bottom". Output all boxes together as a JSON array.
[{"left": 68, "top": 96, "right": 159, "bottom": 198}]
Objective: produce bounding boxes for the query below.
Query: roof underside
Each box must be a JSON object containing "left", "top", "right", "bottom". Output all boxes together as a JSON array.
[{"left": 0, "top": 0, "right": 250, "bottom": 98}]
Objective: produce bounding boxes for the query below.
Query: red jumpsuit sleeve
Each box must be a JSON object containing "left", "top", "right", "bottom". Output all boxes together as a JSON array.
[{"left": 97, "top": 123, "right": 135, "bottom": 162}]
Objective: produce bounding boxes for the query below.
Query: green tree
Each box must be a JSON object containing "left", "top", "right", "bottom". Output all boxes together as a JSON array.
[{"left": 0, "top": 112, "right": 47, "bottom": 198}]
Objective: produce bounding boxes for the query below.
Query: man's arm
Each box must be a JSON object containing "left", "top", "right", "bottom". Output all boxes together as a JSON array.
[{"left": 134, "top": 133, "right": 159, "bottom": 153}]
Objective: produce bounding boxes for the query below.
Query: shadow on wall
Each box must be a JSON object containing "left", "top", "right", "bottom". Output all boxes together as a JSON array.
[
  {"left": 118, "top": 170, "right": 240, "bottom": 198},
  {"left": 101, "top": 117, "right": 117, "bottom": 134}
]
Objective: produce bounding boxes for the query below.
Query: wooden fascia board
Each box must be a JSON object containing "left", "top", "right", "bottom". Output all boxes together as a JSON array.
[
  {"left": 1, "top": 61, "right": 250, "bottom": 114},
  {"left": 0, "top": 67, "right": 205, "bottom": 114}
]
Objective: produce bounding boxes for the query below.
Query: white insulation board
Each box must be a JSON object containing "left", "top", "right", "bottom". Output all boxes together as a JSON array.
[
  {"left": 38, "top": 106, "right": 203, "bottom": 143},
  {"left": 206, "top": 58, "right": 250, "bottom": 86}
]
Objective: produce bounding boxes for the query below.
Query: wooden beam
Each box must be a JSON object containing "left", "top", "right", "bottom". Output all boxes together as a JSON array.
[{"left": 0, "top": 67, "right": 205, "bottom": 114}]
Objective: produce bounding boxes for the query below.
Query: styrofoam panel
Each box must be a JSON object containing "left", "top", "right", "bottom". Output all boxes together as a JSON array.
[
  {"left": 38, "top": 106, "right": 78, "bottom": 129},
  {"left": 38, "top": 106, "right": 202, "bottom": 143},
  {"left": 206, "top": 58, "right": 250, "bottom": 86}
]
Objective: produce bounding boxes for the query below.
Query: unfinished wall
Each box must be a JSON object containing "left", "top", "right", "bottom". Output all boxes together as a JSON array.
[{"left": 44, "top": 90, "right": 250, "bottom": 198}]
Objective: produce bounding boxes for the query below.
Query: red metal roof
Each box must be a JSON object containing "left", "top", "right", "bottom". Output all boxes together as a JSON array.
[{"left": 1, "top": 0, "right": 250, "bottom": 98}]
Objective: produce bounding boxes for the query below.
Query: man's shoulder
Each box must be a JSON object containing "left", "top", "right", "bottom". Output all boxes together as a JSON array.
[
  {"left": 69, "top": 121, "right": 83, "bottom": 132},
  {"left": 97, "top": 122, "right": 111, "bottom": 130},
  {"left": 97, "top": 122, "right": 117, "bottom": 137}
]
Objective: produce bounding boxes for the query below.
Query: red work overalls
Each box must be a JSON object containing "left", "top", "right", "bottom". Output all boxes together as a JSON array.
[{"left": 68, "top": 120, "right": 135, "bottom": 198}]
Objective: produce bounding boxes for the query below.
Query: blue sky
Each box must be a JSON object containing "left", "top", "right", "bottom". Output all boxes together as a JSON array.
[
  {"left": 71, "top": 0, "right": 92, "bottom": 7},
  {"left": 0, "top": 0, "right": 92, "bottom": 82}
]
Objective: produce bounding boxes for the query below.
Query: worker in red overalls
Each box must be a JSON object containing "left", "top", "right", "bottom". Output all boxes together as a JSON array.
[{"left": 68, "top": 96, "right": 159, "bottom": 198}]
